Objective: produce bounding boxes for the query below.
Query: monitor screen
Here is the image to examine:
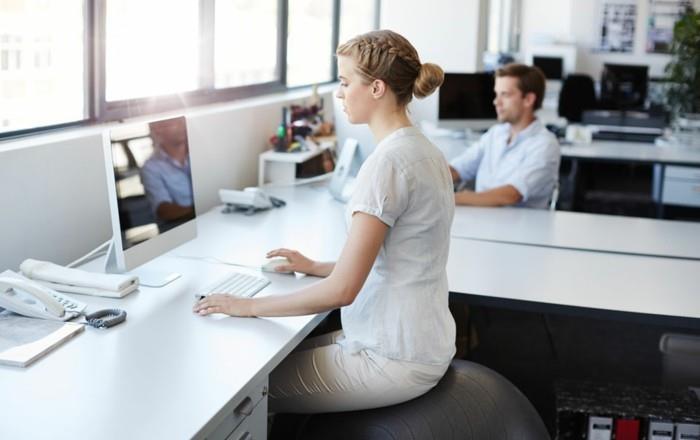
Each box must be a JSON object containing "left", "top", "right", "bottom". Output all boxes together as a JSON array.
[
  {"left": 533, "top": 56, "right": 563, "bottom": 80},
  {"left": 103, "top": 116, "right": 197, "bottom": 278},
  {"left": 600, "top": 63, "right": 649, "bottom": 110},
  {"left": 438, "top": 73, "right": 497, "bottom": 120}
]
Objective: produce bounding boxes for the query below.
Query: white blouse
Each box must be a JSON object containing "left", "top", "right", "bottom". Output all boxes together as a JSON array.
[{"left": 338, "top": 126, "right": 456, "bottom": 366}]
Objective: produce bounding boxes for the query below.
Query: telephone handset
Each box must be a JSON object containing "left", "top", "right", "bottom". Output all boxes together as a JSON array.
[
  {"left": 0, "top": 270, "right": 87, "bottom": 321},
  {"left": 219, "top": 187, "right": 286, "bottom": 215}
]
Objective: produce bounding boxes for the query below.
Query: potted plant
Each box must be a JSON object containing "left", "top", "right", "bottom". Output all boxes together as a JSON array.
[{"left": 664, "top": 7, "right": 700, "bottom": 147}]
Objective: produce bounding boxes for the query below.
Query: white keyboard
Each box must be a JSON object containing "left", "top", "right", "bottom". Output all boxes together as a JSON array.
[{"left": 195, "top": 271, "right": 270, "bottom": 300}]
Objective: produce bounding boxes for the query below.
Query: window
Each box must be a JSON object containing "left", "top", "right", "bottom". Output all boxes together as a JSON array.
[
  {"left": 0, "top": 0, "right": 380, "bottom": 138},
  {"left": 286, "top": 0, "right": 335, "bottom": 87},
  {"left": 487, "top": 0, "right": 521, "bottom": 54},
  {"left": 0, "top": 0, "right": 86, "bottom": 135},
  {"left": 339, "top": 0, "right": 378, "bottom": 45},
  {"left": 215, "top": 0, "right": 279, "bottom": 89},
  {"left": 105, "top": 0, "right": 200, "bottom": 101}
]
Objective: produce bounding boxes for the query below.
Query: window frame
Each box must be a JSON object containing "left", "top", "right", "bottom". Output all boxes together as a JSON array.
[
  {"left": 0, "top": 0, "right": 94, "bottom": 140},
  {"left": 0, "top": 0, "right": 380, "bottom": 140}
]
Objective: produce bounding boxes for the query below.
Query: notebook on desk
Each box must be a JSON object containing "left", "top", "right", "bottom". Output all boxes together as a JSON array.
[{"left": 0, "top": 313, "right": 84, "bottom": 367}]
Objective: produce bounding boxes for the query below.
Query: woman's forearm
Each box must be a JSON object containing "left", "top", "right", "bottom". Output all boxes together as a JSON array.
[
  {"left": 310, "top": 261, "right": 335, "bottom": 277},
  {"left": 248, "top": 274, "right": 349, "bottom": 317}
]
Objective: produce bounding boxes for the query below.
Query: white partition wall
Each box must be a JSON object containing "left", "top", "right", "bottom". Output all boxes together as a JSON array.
[
  {"left": 0, "top": 132, "right": 112, "bottom": 270},
  {"left": 0, "top": 89, "right": 334, "bottom": 271}
]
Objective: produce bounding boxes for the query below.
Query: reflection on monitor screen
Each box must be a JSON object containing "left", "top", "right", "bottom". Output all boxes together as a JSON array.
[{"left": 103, "top": 116, "right": 197, "bottom": 286}]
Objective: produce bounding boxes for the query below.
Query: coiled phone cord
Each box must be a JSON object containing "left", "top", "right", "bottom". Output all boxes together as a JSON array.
[{"left": 81, "top": 309, "right": 127, "bottom": 329}]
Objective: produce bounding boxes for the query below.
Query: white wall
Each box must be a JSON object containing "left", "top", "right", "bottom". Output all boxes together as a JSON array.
[
  {"left": 521, "top": 0, "right": 573, "bottom": 46},
  {"left": 0, "top": 88, "right": 334, "bottom": 271},
  {"left": 521, "top": 0, "right": 700, "bottom": 78},
  {"left": 380, "top": 0, "right": 489, "bottom": 123}
]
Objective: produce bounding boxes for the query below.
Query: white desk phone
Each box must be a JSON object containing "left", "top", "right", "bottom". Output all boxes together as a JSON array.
[
  {"left": 0, "top": 270, "right": 126, "bottom": 328},
  {"left": 219, "top": 187, "right": 286, "bottom": 214},
  {"left": 0, "top": 270, "right": 87, "bottom": 321}
]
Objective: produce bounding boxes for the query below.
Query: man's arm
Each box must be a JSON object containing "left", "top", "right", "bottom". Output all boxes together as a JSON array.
[
  {"left": 455, "top": 185, "right": 522, "bottom": 206},
  {"left": 449, "top": 165, "right": 461, "bottom": 184},
  {"left": 449, "top": 134, "right": 487, "bottom": 184}
]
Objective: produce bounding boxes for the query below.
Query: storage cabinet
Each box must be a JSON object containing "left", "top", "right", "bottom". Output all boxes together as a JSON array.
[
  {"left": 207, "top": 379, "right": 268, "bottom": 440},
  {"left": 662, "top": 165, "right": 700, "bottom": 207}
]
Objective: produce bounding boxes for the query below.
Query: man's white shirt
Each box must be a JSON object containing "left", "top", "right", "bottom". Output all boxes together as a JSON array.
[{"left": 450, "top": 119, "right": 561, "bottom": 209}]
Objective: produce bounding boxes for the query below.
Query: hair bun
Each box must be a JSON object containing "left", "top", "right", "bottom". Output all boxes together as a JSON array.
[{"left": 413, "top": 63, "right": 444, "bottom": 99}]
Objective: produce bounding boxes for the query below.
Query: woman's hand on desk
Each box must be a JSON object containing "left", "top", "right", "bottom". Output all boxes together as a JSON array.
[{"left": 265, "top": 248, "right": 334, "bottom": 277}]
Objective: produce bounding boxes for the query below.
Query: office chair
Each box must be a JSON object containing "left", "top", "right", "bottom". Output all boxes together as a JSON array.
[
  {"left": 558, "top": 74, "right": 598, "bottom": 123},
  {"left": 272, "top": 359, "right": 550, "bottom": 440}
]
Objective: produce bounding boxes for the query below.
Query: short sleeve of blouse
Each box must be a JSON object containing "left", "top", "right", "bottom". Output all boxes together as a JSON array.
[{"left": 349, "top": 156, "right": 409, "bottom": 227}]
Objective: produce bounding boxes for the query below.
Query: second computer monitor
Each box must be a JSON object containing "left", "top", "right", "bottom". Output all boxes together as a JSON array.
[
  {"left": 438, "top": 72, "right": 497, "bottom": 130},
  {"left": 102, "top": 116, "right": 197, "bottom": 285},
  {"left": 533, "top": 56, "right": 563, "bottom": 80},
  {"left": 600, "top": 63, "right": 649, "bottom": 110}
]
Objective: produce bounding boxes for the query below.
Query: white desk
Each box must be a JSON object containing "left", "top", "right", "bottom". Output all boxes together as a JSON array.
[
  {"left": 0, "top": 184, "right": 346, "bottom": 440},
  {"left": 447, "top": 237, "right": 700, "bottom": 327},
  {"left": 451, "top": 206, "right": 700, "bottom": 259}
]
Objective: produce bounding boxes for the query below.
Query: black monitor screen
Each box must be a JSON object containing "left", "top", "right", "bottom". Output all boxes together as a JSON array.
[
  {"left": 438, "top": 73, "right": 497, "bottom": 120},
  {"left": 600, "top": 63, "right": 649, "bottom": 110},
  {"left": 533, "top": 56, "right": 563, "bottom": 80}
]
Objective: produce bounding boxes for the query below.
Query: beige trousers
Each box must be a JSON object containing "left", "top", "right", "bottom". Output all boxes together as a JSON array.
[{"left": 268, "top": 330, "right": 449, "bottom": 414}]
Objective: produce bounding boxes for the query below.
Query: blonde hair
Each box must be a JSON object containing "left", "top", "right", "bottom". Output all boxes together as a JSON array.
[{"left": 336, "top": 30, "right": 444, "bottom": 107}]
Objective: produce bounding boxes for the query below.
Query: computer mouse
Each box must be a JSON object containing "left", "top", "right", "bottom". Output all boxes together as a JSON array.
[{"left": 261, "top": 257, "right": 293, "bottom": 274}]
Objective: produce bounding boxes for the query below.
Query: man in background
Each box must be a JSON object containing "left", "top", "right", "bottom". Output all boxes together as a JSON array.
[{"left": 449, "top": 63, "right": 560, "bottom": 208}]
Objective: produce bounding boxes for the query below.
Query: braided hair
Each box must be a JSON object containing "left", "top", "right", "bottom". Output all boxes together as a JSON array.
[{"left": 336, "top": 30, "right": 444, "bottom": 106}]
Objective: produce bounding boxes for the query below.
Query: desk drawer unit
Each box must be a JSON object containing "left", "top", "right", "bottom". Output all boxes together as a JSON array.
[
  {"left": 662, "top": 165, "right": 700, "bottom": 207},
  {"left": 207, "top": 378, "right": 268, "bottom": 440},
  {"left": 225, "top": 401, "right": 267, "bottom": 440}
]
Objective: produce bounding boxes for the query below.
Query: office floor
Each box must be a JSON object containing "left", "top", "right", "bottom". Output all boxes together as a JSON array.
[{"left": 461, "top": 305, "right": 700, "bottom": 434}]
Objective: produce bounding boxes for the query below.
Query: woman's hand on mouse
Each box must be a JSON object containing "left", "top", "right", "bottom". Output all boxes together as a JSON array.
[{"left": 265, "top": 248, "right": 316, "bottom": 274}]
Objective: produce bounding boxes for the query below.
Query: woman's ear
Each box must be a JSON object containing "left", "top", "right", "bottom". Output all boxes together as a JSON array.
[{"left": 371, "top": 79, "right": 386, "bottom": 99}]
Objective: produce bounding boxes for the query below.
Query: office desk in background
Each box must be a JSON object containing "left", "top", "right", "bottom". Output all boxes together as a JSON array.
[
  {"left": 428, "top": 133, "right": 700, "bottom": 215},
  {"left": 447, "top": 237, "right": 700, "bottom": 329},
  {"left": 561, "top": 141, "right": 700, "bottom": 215},
  {"left": 427, "top": 132, "right": 700, "bottom": 167},
  {"left": 451, "top": 205, "right": 700, "bottom": 259},
  {"left": 560, "top": 140, "right": 700, "bottom": 166}
]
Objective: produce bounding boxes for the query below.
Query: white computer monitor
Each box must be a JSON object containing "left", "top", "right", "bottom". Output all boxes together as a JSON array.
[{"left": 102, "top": 116, "right": 197, "bottom": 287}]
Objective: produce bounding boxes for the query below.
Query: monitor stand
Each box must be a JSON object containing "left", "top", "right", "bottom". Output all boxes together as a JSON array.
[
  {"left": 104, "top": 240, "right": 181, "bottom": 288},
  {"left": 130, "top": 270, "right": 181, "bottom": 288}
]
